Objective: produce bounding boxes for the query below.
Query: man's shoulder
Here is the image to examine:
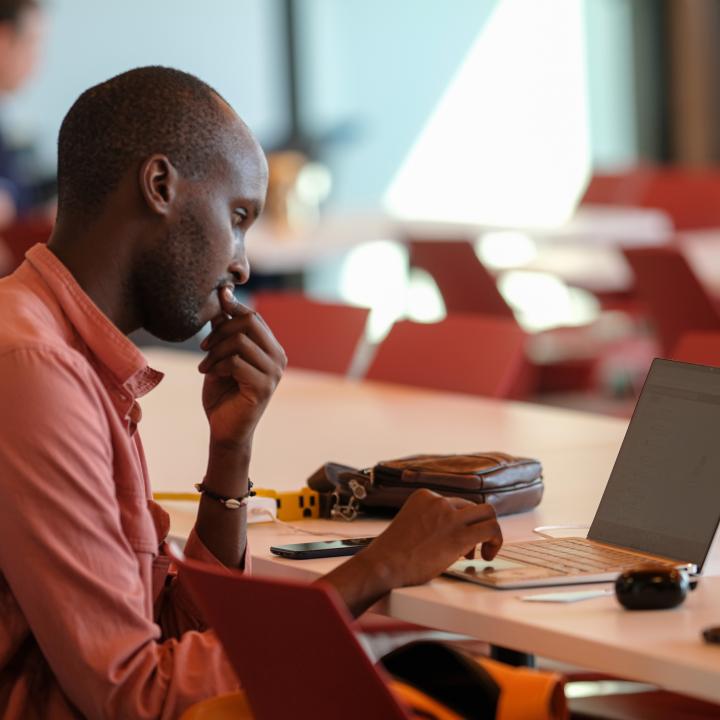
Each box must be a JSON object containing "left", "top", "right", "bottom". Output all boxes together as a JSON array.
[
  {"left": 0, "top": 267, "right": 84, "bottom": 367},
  {"left": 0, "top": 271, "right": 78, "bottom": 353}
]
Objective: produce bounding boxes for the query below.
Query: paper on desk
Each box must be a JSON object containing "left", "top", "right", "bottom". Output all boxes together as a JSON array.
[{"left": 519, "top": 588, "right": 613, "bottom": 603}]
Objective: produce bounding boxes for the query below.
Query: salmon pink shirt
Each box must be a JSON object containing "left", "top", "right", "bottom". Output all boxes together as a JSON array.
[{"left": 0, "top": 245, "right": 240, "bottom": 719}]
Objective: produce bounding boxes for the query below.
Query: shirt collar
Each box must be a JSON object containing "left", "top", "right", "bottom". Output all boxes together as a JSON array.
[{"left": 25, "top": 244, "right": 163, "bottom": 399}]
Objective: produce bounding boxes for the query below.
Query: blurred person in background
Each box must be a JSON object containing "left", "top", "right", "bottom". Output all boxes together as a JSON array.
[{"left": 0, "top": 0, "right": 49, "bottom": 274}]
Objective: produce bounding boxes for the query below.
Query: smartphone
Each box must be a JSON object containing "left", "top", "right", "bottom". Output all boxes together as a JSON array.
[{"left": 269, "top": 537, "right": 375, "bottom": 559}]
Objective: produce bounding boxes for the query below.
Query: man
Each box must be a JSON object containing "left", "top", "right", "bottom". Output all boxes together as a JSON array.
[{"left": 0, "top": 67, "right": 502, "bottom": 719}]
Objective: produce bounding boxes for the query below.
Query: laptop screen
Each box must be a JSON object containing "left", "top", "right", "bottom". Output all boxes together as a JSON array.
[{"left": 589, "top": 358, "right": 720, "bottom": 569}]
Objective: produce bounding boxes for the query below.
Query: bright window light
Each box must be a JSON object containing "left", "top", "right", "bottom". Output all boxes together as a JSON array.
[
  {"left": 338, "top": 240, "right": 408, "bottom": 342},
  {"left": 405, "top": 268, "right": 446, "bottom": 323},
  {"left": 476, "top": 230, "right": 538, "bottom": 269},
  {"left": 384, "top": 0, "right": 590, "bottom": 228},
  {"left": 498, "top": 270, "right": 599, "bottom": 332},
  {"left": 337, "top": 245, "right": 447, "bottom": 342}
]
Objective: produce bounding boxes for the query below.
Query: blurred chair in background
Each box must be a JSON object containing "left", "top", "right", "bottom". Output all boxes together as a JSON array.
[
  {"left": 582, "top": 167, "right": 720, "bottom": 231},
  {"left": 671, "top": 331, "right": 720, "bottom": 366},
  {"left": 406, "top": 239, "right": 645, "bottom": 401},
  {"left": 623, "top": 245, "right": 720, "bottom": 356},
  {"left": 0, "top": 215, "right": 52, "bottom": 275},
  {"left": 408, "top": 239, "right": 515, "bottom": 318},
  {"left": 365, "top": 313, "right": 532, "bottom": 399},
  {"left": 252, "top": 291, "right": 370, "bottom": 375},
  {"left": 0, "top": 0, "right": 55, "bottom": 275}
]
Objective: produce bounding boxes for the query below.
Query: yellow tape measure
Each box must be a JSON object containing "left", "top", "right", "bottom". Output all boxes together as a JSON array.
[{"left": 153, "top": 487, "right": 320, "bottom": 522}]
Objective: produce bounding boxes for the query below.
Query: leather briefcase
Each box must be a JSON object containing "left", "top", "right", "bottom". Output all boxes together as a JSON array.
[{"left": 307, "top": 452, "right": 543, "bottom": 521}]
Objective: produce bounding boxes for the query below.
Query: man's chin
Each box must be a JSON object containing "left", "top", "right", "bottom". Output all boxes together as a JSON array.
[{"left": 142, "top": 318, "right": 206, "bottom": 344}]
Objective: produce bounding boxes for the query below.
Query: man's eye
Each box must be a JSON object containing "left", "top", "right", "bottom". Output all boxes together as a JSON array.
[{"left": 233, "top": 208, "right": 248, "bottom": 223}]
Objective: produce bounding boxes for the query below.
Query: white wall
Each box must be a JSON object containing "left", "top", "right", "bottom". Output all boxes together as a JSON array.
[
  {"left": 2, "top": 0, "right": 641, "bottom": 202},
  {"left": 301, "top": 0, "right": 639, "bottom": 209},
  {"left": 3, "top": 0, "right": 287, "bottom": 173},
  {"left": 300, "top": 0, "right": 499, "bottom": 209},
  {"left": 583, "top": 0, "right": 638, "bottom": 168}
]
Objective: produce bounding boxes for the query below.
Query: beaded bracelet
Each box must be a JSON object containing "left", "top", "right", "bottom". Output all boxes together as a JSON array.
[{"left": 194, "top": 480, "right": 255, "bottom": 510}]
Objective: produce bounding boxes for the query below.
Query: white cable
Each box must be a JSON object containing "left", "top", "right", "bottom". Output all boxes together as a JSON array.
[{"left": 252, "top": 508, "right": 360, "bottom": 539}]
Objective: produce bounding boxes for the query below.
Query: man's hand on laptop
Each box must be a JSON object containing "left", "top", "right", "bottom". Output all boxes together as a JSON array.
[{"left": 320, "top": 489, "right": 503, "bottom": 617}]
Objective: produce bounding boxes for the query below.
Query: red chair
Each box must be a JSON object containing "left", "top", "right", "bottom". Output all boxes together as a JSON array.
[
  {"left": 174, "top": 553, "right": 414, "bottom": 720},
  {"left": 672, "top": 331, "right": 720, "bottom": 366},
  {"left": 408, "top": 240, "right": 516, "bottom": 318},
  {"left": 0, "top": 217, "right": 53, "bottom": 276},
  {"left": 252, "top": 292, "right": 369, "bottom": 375},
  {"left": 365, "top": 314, "right": 532, "bottom": 399},
  {"left": 582, "top": 170, "right": 645, "bottom": 206},
  {"left": 582, "top": 167, "right": 720, "bottom": 230},
  {"left": 406, "top": 240, "right": 623, "bottom": 395},
  {"left": 622, "top": 245, "right": 720, "bottom": 356}
]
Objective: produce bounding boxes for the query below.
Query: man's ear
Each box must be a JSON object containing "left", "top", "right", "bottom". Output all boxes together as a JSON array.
[{"left": 139, "top": 154, "right": 179, "bottom": 216}]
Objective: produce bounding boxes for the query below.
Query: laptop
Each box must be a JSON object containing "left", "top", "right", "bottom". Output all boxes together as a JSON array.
[
  {"left": 167, "top": 545, "right": 411, "bottom": 720},
  {"left": 445, "top": 358, "right": 720, "bottom": 589}
]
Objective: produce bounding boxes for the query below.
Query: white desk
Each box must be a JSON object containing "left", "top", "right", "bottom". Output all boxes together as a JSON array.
[
  {"left": 139, "top": 348, "right": 720, "bottom": 704},
  {"left": 247, "top": 522, "right": 720, "bottom": 706}
]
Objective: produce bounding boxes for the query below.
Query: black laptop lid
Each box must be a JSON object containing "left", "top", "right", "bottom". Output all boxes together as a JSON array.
[{"left": 589, "top": 358, "right": 720, "bottom": 569}]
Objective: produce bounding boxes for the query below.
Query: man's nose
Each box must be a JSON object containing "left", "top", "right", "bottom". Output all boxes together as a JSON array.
[{"left": 229, "top": 251, "right": 250, "bottom": 286}]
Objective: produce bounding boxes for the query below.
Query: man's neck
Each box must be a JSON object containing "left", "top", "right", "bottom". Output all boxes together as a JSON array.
[{"left": 48, "top": 217, "right": 143, "bottom": 335}]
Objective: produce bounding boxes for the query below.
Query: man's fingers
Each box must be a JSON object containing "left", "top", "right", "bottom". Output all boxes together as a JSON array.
[
  {"left": 199, "top": 333, "right": 277, "bottom": 377},
  {"left": 455, "top": 501, "right": 497, "bottom": 526},
  {"left": 204, "top": 354, "right": 266, "bottom": 386},
  {"left": 460, "top": 518, "right": 503, "bottom": 560},
  {"left": 444, "top": 496, "right": 476, "bottom": 511},
  {"left": 219, "top": 285, "right": 254, "bottom": 318},
  {"left": 201, "top": 287, "right": 254, "bottom": 343},
  {"left": 203, "top": 309, "right": 284, "bottom": 363},
  {"left": 480, "top": 540, "right": 501, "bottom": 561}
]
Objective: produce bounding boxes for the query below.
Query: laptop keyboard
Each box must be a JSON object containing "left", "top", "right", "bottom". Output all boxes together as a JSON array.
[{"left": 498, "top": 538, "right": 676, "bottom": 575}]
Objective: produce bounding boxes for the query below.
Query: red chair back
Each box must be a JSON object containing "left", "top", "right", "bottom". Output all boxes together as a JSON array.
[
  {"left": 366, "top": 314, "right": 531, "bottom": 398},
  {"left": 0, "top": 218, "right": 53, "bottom": 275},
  {"left": 623, "top": 246, "right": 720, "bottom": 356},
  {"left": 672, "top": 332, "right": 720, "bottom": 367},
  {"left": 253, "top": 292, "right": 369, "bottom": 375},
  {"left": 582, "top": 170, "right": 644, "bottom": 206},
  {"left": 408, "top": 240, "right": 515, "bottom": 319},
  {"left": 171, "top": 550, "right": 411, "bottom": 720},
  {"left": 583, "top": 168, "right": 720, "bottom": 230}
]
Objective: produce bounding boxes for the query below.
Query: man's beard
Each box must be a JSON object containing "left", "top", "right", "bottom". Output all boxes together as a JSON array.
[{"left": 135, "top": 207, "right": 212, "bottom": 342}]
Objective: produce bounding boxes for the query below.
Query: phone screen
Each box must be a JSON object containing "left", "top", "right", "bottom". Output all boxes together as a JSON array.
[{"left": 270, "top": 537, "right": 375, "bottom": 559}]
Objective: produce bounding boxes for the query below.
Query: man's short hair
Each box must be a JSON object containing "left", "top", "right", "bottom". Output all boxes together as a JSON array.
[
  {"left": 57, "top": 66, "right": 234, "bottom": 219},
  {"left": 0, "top": 0, "right": 39, "bottom": 25}
]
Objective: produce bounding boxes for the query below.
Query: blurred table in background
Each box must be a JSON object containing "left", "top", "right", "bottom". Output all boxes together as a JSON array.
[{"left": 245, "top": 206, "right": 672, "bottom": 275}]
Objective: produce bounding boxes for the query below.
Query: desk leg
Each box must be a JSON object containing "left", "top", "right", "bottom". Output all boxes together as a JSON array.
[{"left": 490, "top": 645, "right": 535, "bottom": 667}]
